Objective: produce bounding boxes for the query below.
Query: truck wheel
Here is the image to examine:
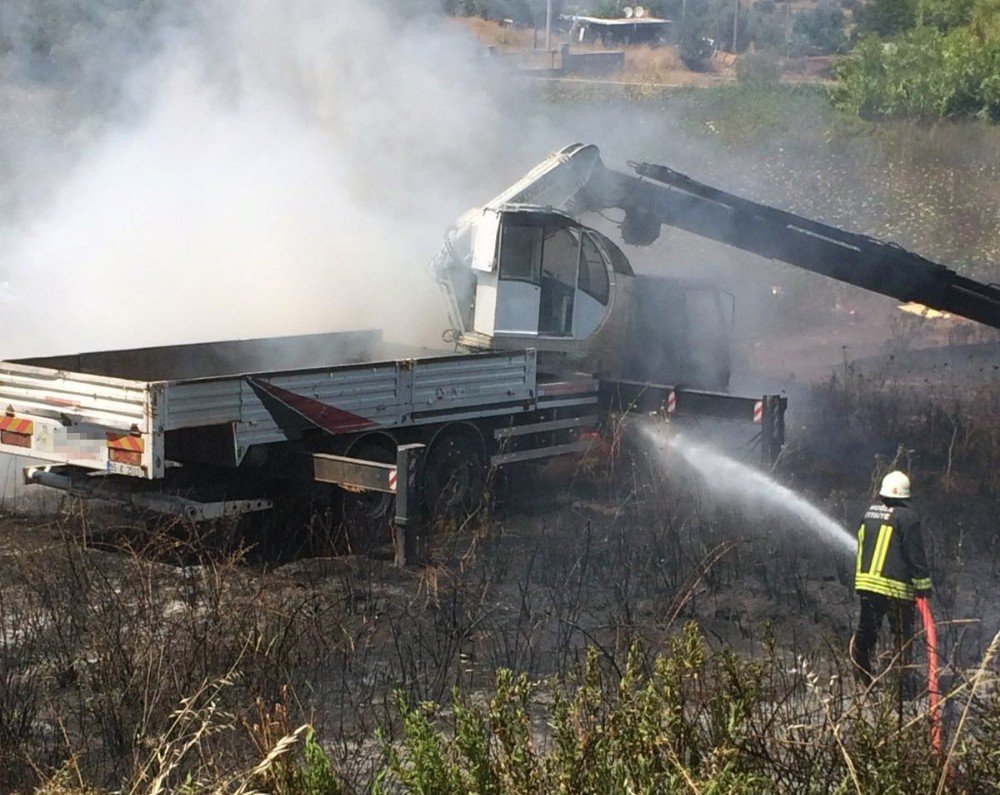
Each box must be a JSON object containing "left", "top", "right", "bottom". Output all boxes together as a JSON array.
[
  {"left": 422, "top": 431, "right": 486, "bottom": 523},
  {"left": 341, "top": 436, "right": 396, "bottom": 549},
  {"left": 226, "top": 475, "right": 345, "bottom": 563}
]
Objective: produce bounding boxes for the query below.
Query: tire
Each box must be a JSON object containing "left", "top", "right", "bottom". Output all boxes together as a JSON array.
[
  {"left": 340, "top": 436, "right": 396, "bottom": 550},
  {"left": 422, "top": 431, "right": 487, "bottom": 523}
]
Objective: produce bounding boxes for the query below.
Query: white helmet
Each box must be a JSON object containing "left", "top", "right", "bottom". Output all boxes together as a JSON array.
[{"left": 879, "top": 470, "right": 911, "bottom": 499}]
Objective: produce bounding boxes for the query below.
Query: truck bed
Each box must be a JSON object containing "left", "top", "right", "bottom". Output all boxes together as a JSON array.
[
  {"left": 12, "top": 329, "right": 391, "bottom": 381},
  {"left": 0, "top": 330, "right": 538, "bottom": 479}
]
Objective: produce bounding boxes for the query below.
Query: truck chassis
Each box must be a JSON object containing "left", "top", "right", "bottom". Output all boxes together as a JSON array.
[{"left": 1, "top": 330, "right": 783, "bottom": 524}]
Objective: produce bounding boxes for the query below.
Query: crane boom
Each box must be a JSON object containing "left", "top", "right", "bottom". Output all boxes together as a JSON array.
[
  {"left": 501, "top": 144, "right": 1000, "bottom": 330},
  {"left": 619, "top": 161, "right": 1000, "bottom": 330}
]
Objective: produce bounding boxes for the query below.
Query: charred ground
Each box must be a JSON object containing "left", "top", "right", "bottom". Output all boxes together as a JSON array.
[{"left": 2, "top": 343, "right": 1000, "bottom": 791}]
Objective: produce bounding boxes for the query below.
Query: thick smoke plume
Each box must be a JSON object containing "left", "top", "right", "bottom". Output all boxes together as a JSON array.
[
  {"left": 0, "top": 0, "right": 551, "bottom": 504},
  {"left": 0, "top": 0, "right": 524, "bottom": 358}
]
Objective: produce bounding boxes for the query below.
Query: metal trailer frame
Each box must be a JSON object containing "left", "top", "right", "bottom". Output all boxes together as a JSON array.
[
  {"left": 29, "top": 444, "right": 429, "bottom": 568},
  {"left": 312, "top": 444, "right": 426, "bottom": 567},
  {"left": 22, "top": 464, "right": 274, "bottom": 522},
  {"left": 601, "top": 380, "right": 786, "bottom": 466},
  {"left": 2, "top": 331, "right": 786, "bottom": 529},
  {"left": 0, "top": 344, "right": 540, "bottom": 480}
]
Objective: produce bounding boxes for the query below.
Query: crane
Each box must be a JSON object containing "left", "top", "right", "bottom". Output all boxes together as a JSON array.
[{"left": 435, "top": 143, "right": 1000, "bottom": 391}]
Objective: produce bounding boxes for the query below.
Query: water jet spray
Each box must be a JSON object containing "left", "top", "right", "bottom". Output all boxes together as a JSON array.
[{"left": 633, "top": 420, "right": 855, "bottom": 555}]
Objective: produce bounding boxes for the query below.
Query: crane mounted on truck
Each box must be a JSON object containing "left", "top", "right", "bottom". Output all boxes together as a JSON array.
[
  {"left": 4, "top": 143, "right": 999, "bottom": 543},
  {"left": 434, "top": 143, "right": 1000, "bottom": 384}
]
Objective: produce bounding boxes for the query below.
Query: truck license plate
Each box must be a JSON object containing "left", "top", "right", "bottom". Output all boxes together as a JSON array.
[{"left": 107, "top": 460, "right": 145, "bottom": 478}]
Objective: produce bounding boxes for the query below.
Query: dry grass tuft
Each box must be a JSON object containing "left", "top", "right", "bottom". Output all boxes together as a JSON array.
[
  {"left": 451, "top": 17, "right": 538, "bottom": 50},
  {"left": 623, "top": 45, "right": 683, "bottom": 81}
]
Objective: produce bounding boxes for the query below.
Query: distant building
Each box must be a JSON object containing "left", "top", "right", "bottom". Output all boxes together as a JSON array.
[{"left": 568, "top": 15, "right": 673, "bottom": 46}]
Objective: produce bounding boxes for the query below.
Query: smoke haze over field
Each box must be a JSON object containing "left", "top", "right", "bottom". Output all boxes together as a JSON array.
[
  {"left": 0, "top": 0, "right": 550, "bottom": 357},
  {"left": 3, "top": 1, "right": 997, "bottom": 365}
]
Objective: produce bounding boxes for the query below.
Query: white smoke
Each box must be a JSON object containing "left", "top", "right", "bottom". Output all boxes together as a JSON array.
[
  {"left": 0, "top": 0, "right": 521, "bottom": 357},
  {"left": 0, "top": 0, "right": 555, "bottom": 507}
]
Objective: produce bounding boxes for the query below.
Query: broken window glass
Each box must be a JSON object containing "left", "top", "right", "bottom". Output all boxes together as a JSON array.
[
  {"left": 578, "top": 233, "right": 610, "bottom": 305},
  {"left": 498, "top": 223, "right": 543, "bottom": 284},
  {"left": 539, "top": 226, "right": 579, "bottom": 335}
]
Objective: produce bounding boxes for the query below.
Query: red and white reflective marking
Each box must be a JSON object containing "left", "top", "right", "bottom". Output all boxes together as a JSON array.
[
  {"left": 0, "top": 416, "right": 33, "bottom": 434},
  {"left": 666, "top": 391, "right": 677, "bottom": 414},
  {"left": 753, "top": 401, "right": 764, "bottom": 424},
  {"left": 388, "top": 467, "right": 398, "bottom": 494}
]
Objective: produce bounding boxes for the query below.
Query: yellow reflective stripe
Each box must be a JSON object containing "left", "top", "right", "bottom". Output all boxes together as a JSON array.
[
  {"left": 912, "top": 577, "right": 932, "bottom": 590},
  {"left": 856, "top": 574, "right": 913, "bottom": 600},
  {"left": 856, "top": 525, "right": 865, "bottom": 576},
  {"left": 867, "top": 524, "right": 884, "bottom": 575},
  {"left": 874, "top": 524, "right": 892, "bottom": 575},
  {"left": 870, "top": 523, "right": 893, "bottom": 577}
]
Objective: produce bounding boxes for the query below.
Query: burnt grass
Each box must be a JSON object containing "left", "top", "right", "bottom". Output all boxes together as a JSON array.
[{"left": 1, "top": 364, "right": 1000, "bottom": 791}]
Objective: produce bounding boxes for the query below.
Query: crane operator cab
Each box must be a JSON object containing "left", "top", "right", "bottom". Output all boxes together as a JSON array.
[{"left": 435, "top": 205, "right": 734, "bottom": 392}]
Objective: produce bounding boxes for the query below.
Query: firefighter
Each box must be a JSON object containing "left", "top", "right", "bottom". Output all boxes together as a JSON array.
[{"left": 850, "top": 470, "right": 932, "bottom": 694}]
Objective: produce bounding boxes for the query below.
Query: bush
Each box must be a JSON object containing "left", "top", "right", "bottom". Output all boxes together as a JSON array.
[
  {"left": 792, "top": 1, "right": 849, "bottom": 54},
  {"left": 834, "top": 0, "right": 1000, "bottom": 121},
  {"left": 592, "top": 0, "right": 620, "bottom": 19},
  {"left": 446, "top": 0, "right": 556, "bottom": 25},
  {"left": 377, "top": 629, "right": 961, "bottom": 793},
  {"left": 676, "top": 0, "right": 750, "bottom": 62},
  {"left": 917, "top": 0, "right": 977, "bottom": 31},
  {"left": 749, "top": 10, "right": 787, "bottom": 49},
  {"left": 854, "top": 0, "right": 918, "bottom": 37},
  {"left": 833, "top": 27, "right": 1000, "bottom": 121},
  {"left": 737, "top": 50, "right": 781, "bottom": 85},
  {"left": 678, "top": 16, "right": 718, "bottom": 70}
]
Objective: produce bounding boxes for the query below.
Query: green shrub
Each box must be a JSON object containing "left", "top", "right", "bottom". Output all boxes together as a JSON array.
[
  {"left": 376, "top": 627, "right": 952, "bottom": 793},
  {"left": 854, "top": 0, "right": 918, "bottom": 37},
  {"left": 792, "top": 1, "right": 849, "bottom": 53},
  {"left": 917, "top": 0, "right": 977, "bottom": 30},
  {"left": 833, "top": 0, "right": 1000, "bottom": 121},
  {"left": 833, "top": 27, "right": 1000, "bottom": 121},
  {"left": 737, "top": 50, "right": 782, "bottom": 86},
  {"left": 678, "top": 15, "right": 718, "bottom": 71}
]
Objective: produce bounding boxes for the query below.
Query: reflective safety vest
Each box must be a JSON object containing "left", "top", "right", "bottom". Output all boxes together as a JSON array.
[{"left": 855, "top": 502, "right": 932, "bottom": 600}]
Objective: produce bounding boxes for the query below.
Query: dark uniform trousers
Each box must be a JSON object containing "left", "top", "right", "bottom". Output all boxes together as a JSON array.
[{"left": 851, "top": 592, "right": 915, "bottom": 692}]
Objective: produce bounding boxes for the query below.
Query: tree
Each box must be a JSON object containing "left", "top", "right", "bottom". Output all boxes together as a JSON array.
[
  {"left": 854, "top": 0, "right": 917, "bottom": 37},
  {"left": 678, "top": 15, "right": 718, "bottom": 69},
  {"left": 792, "top": 1, "right": 848, "bottom": 53},
  {"left": 916, "top": 0, "right": 976, "bottom": 30}
]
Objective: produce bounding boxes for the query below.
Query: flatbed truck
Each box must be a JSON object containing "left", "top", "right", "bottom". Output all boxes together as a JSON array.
[{"left": 7, "top": 142, "right": 997, "bottom": 543}]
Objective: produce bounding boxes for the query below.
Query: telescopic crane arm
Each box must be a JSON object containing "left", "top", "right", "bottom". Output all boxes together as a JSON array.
[
  {"left": 514, "top": 144, "right": 1000, "bottom": 330},
  {"left": 615, "top": 161, "right": 1000, "bottom": 329}
]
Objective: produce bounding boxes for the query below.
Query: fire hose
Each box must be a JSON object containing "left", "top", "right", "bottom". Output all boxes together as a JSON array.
[{"left": 916, "top": 595, "right": 942, "bottom": 756}]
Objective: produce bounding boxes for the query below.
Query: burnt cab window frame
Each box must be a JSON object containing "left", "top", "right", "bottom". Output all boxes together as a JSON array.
[
  {"left": 578, "top": 231, "right": 611, "bottom": 305},
  {"left": 497, "top": 211, "right": 579, "bottom": 286}
]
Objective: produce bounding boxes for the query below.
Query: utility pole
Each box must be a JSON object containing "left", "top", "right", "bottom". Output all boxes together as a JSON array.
[
  {"left": 732, "top": 0, "right": 739, "bottom": 53},
  {"left": 784, "top": 0, "right": 791, "bottom": 58},
  {"left": 546, "top": 0, "right": 553, "bottom": 49}
]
